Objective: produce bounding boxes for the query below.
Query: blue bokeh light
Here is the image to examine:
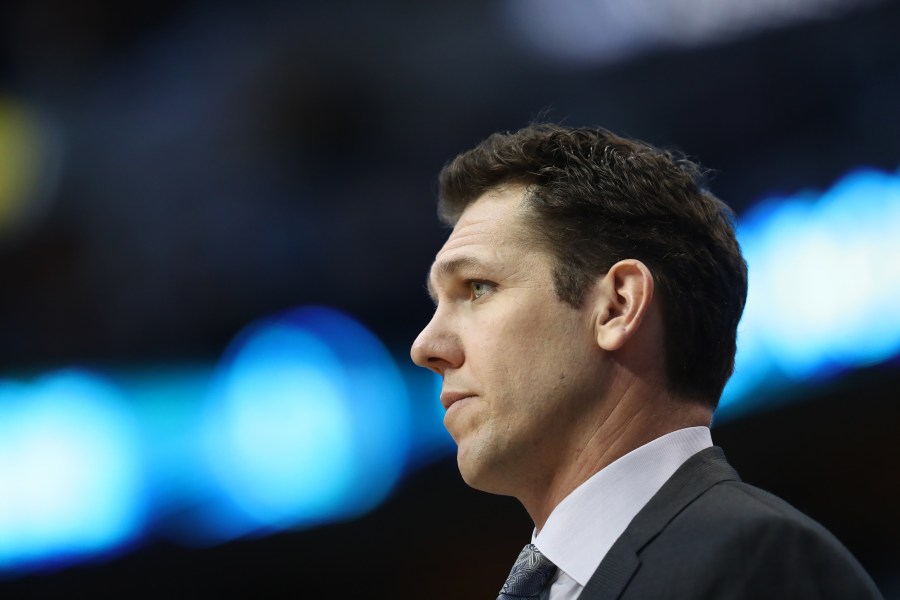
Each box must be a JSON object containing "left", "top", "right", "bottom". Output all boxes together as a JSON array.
[
  {"left": 0, "top": 370, "right": 142, "bottom": 571},
  {"left": 197, "top": 306, "right": 411, "bottom": 542},
  {"left": 720, "top": 167, "right": 900, "bottom": 416}
]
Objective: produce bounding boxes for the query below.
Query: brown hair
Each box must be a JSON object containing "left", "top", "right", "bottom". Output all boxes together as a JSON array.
[{"left": 438, "top": 123, "right": 748, "bottom": 407}]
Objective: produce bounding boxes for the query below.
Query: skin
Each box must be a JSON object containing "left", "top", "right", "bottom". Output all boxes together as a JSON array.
[{"left": 411, "top": 185, "right": 712, "bottom": 529}]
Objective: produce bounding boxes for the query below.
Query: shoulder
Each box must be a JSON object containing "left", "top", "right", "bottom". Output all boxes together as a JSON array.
[
  {"left": 633, "top": 480, "right": 883, "bottom": 598},
  {"left": 683, "top": 478, "right": 834, "bottom": 536}
]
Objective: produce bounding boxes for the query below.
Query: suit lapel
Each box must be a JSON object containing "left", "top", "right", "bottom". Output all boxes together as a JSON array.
[{"left": 580, "top": 446, "right": 740, "bottom": 599}]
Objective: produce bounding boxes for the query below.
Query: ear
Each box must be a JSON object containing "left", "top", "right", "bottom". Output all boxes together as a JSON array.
[{"left": 593, "top": 259, "right": 655, "bottom": 351}]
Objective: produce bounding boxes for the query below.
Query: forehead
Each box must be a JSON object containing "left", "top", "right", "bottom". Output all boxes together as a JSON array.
[
  {"left": 437, "top": 185, "right": 530, "bottom": 257},
  {"left": 427, "top": 186, "right": 538, "bottom": 294}
]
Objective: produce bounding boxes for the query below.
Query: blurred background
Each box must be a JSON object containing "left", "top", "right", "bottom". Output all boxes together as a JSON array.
[{"left": 1, "top": 0, "right": 899, "bottom": 597}]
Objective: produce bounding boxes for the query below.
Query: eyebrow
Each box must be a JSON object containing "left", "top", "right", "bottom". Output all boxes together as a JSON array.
[{"left": 425, "top": 256, "right": 484, "bottom": 303}]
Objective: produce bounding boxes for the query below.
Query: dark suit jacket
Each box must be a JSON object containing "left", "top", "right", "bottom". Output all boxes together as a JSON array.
[{"left": 579, "top": 447, "right": 883, "bottom": 599}]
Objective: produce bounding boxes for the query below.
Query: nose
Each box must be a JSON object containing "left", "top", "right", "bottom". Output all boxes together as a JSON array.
[{"left": 410, "top": 311, "right": 463, "bottom": 376}]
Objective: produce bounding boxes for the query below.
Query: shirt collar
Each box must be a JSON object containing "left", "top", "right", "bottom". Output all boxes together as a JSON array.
[{"left": 533, "top": 426, "right": 713, "bottom": 586}]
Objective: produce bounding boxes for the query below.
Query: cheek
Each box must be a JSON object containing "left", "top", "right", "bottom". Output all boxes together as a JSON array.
[
  {"left": 513, "top": 324, "right": 596, "bottom": 398},
  {"left": 468, "top": 297, "right": 591, "bottom": 385}
]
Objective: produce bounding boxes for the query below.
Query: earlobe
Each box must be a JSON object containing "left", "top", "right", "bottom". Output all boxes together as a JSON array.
[{"left": 594, "top": 260, "right": 654, "bottom": 351}]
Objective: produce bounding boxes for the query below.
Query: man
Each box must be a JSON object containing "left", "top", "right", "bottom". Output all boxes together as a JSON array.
[{"left": 410, "top": 124, "right": 882, "bottom": 599}]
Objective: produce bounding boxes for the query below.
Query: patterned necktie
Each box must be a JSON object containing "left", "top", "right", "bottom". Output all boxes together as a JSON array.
[{"left": 497, "top": 543, "right": 558, "bottom": 599}]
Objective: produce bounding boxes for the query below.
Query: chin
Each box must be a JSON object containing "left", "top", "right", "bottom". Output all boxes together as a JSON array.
[
  {"left": 456, "top": 450, "right": 511, "bottom": 496},
  {"left": 456, "top": 448, "right": 487, "bottom": 488}
]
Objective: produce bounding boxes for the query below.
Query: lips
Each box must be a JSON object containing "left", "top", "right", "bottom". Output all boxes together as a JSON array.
[{"left": 439, "top": 391, "right": 475, "bottom": 411}]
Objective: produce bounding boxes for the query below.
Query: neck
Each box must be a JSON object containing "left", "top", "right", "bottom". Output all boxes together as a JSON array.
[{"left": 521, "top": 389, "right": 712, "bottom": 530}]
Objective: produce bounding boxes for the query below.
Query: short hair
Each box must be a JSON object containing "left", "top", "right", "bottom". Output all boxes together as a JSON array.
[{"left": 437, "top": 123, "right": 748, "bottom": 407}]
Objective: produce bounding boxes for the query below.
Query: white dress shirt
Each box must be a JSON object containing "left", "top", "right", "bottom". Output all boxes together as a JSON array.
[{"left": 533, "top": 426, "right": 713, "bottom": 600}]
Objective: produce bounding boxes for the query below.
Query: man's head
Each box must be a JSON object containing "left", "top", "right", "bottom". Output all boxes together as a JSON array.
[
  {"left": 436, "top": 123, "right": 747, "bottom": 407},
  {"left": 411, "top": 185, "right": 622, "bottom": 503}
]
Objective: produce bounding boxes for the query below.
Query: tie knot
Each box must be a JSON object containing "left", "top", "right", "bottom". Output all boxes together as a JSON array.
[{"left": 497, "top": 543, "right": 558, "bottom": 599}]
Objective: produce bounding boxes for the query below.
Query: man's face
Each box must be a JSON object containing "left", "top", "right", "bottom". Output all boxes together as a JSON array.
[{"left": 410, "top": 186, "right": 605, "bottom": 498}]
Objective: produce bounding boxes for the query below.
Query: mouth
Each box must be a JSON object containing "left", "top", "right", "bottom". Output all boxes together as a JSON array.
[{"left": 439, "top": 391, "right": 475, "bottom": 411}]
